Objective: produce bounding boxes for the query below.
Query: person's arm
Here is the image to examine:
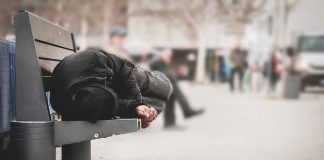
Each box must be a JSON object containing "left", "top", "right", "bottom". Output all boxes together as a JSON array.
[
  {"left": 117, "top": 98, "right": 157, "bottom": 128},
  {"left": 132, "top": 66, "right": 173, "bottom": 114},
  {"left": 117, "top": 99, "right": 143, "bottom": 118},
  {"left": 114, "top": 58, "right": 157, "bottom": 127},
  {"left": 117, "top": 61, "right": 140, "bottom": 98}
]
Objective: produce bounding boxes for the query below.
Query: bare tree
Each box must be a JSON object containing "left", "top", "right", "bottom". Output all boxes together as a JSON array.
[
  {"left": 0, "top": 0, "right": 128, "bottom": 48},
  {"left": 218, "top": 0, "right": 267, "bottom": 35},
  {"left": 282, "top": 0, "right": 300, "bottom": 46},
  {"left": 169, "top": 0, "right": 222, "bottom": 82},
  {"left": 129, "top": 0, "right": 267, "bottom": 82}
]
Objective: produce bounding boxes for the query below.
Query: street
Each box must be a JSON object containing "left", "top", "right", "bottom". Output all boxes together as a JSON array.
[{"left": 70, "top": 82, "right": 324, "bottom": 160}]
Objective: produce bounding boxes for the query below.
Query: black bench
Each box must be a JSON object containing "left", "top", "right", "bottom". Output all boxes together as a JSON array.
[{"left": 9, "top": 11, "right": 140, "bottom": 160}]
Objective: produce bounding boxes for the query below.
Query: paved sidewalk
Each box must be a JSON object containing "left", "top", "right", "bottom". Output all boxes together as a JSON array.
[{"left": 57, "top": 82, "right": 324, "bottom": 160}]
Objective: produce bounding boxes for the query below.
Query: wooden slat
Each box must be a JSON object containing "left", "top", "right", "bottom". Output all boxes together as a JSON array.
[
  {"left": 29, "top": 12, "right": 75, "bottom": 51},
  {"left": 38, "top": 60, "right": 60, "bottom": 73},
  {"left": 35, "top": 41, "right": 74, "bottom": 72}
]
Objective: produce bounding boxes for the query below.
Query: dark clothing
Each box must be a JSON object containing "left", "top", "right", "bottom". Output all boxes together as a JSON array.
[
  {"left": 229, "top": 67, "right": 244, "bottom": 91},
  {"left": 218, "top": 56, "right": 226, "bottom": 82},
  {"left": 149, "top": 59, "right": 191, "bottom": 126},
  {"left": 269, "top": 55, "right": 280, "bottom": 91},
  {"left": 51, "top": 49, "right": 172, "bottom": 122},
  {"left": 163, "top": 75, "right": 192, "bottom": 126},
  {"left": 230, "top": 49, "right": 247, "bottom": 69},
  {"left": 132, "top": 66, "right": 172, "bottom": 113},
  {"left": 229, "top": 49, "right": 247, "bottom": 91},
  {"left": 149, "top": 59, "right": 170, "bottom": 75}
]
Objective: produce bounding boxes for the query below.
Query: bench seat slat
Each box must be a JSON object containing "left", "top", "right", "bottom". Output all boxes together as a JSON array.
[
  {"left": 29, "top": 12, "right": 75, "bottom": 51},
  {"left": 35, "top": 41, "right": 74, "bottom": 72}
]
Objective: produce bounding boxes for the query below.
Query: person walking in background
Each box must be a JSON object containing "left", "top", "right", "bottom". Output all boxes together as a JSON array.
[
  {"left": 229, "top": 45, "right": 248, "bottom": 92},
  {"left": 186, "top": 53, "right": 196, "bottom": 81},
  {"left": 250, "top": 60, "right": 263, "bottom": 92},
  {"left": 149, "top": 49, "right": 204, "bottom": 129},
  {"left": 211, "top": 52, "right": 219, "bottom": 82},
  {"left": 217, "top": 54, "right": 226, "bottom": 82},
  {"left": 269, "top": 51, "right": 281, "bottom": 91},
  {"left": 106, "top": 26, "right": 133, "bottom": 62}
]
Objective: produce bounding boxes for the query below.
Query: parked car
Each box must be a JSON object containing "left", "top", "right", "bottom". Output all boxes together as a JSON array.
[{"left": 296, "top": 33, "right": 324, "bottom": 91}]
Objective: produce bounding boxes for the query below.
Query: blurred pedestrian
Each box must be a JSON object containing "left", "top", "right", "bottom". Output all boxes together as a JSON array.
[
  {"left": 218, "top": 54, "right": 226, "bottom": 82},
  {"left": 207, "top": 52, "right": 218, "bottom": 82},
  {"left": 250, "top": 60, "right": 263, "bottom": 92},
  {"left": 267, "top": 49, "right": 281, "bottom": 92},
  {"left": 187, "top": 53, "right": 196, "bottom": 81},
  {"left": 211, "top": 52, "right": 219, "bottom": 82},
  {"left": 149, "top": 49, "right": 204, "bottom": 129},
  {"left": 229, "top": 45, "right": 248, "bottom": 91},
  {"left": 107, "top": 26, "right": 132, "bottom": 62}
]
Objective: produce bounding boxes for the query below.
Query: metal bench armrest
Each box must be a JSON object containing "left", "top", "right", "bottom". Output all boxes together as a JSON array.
[{"left": 54, "top": 119, "right": 141, "bottom": 146}]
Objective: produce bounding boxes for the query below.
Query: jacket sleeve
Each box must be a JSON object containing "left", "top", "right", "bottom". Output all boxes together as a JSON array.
[
  {"left": 117, "top": 99, "right": 144, "bottom": 118},
  {"left": 115, "top": 59, "right": 143, "bottom": 118},
  {"left": 133, "top": 66, "right": 173, "bottom": 114}
]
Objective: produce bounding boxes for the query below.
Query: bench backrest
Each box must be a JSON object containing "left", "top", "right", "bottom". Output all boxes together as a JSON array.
[{"left": 15, "top": 11, "right": 77, "bottom": 121}]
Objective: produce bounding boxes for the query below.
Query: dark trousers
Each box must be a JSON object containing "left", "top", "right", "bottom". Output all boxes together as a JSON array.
[
  {"left": 270, "top": 73, "right": 278, "bottom": 91},
  {"left": 164, "top": 76, "right": 192, "bottom": 127},
  {"left": 230, "top": 67, "right": 244, "bottom": 91}
]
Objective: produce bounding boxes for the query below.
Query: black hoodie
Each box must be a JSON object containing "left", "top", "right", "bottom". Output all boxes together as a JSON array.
[
  {"left": 51, "top": 49, "right": 173, "bottom": 122},
  {"left": 50, "top": 49, "right": 143, "bottom": 121}
]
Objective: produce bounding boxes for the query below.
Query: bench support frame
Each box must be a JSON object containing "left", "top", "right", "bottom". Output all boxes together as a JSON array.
[
  {"left": 10, "top": 121, "right": 92, "bottom": 160},
  {"left": 9, "top": 118, "right": 140, "bottom": 160},
  {"left": 10, "top": 121, "right": 55, "bottom": 160}
]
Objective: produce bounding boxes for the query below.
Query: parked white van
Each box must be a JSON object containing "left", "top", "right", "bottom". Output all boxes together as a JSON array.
[{"left": 296, "top": 33, "right": 324, "bottom": 90}]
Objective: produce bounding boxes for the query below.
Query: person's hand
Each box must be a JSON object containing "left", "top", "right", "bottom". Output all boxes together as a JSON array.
[{"left": 135, "top": 105, "right": 157, "bottom": 128}]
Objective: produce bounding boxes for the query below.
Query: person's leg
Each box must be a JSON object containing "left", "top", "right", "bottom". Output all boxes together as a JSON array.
[
  {"left": 230, "top": 67, "right": 236, "bottom": 91},
  {"left": 164, "top": 93, "right": 176, "bottom": 127},
  {"left": 176, "top": 87, "right": 204, "bottom": 118},
  {"left": 168, "top": 75, "right": 204, "bottom": 118},
  {"left": 172, "top": 81, "right": 190, "bottom": 110},
  {"left": 270, "top": 73, "right": 276, "bottom": 91},
  {"left": 238, "top": 68, "right": 244, "bottom": 91}
]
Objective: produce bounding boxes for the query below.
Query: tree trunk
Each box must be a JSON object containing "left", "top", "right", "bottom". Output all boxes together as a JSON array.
[
  {"left": 79, "top": 16, "right": 88, "bottom": 50},
  {"left": 102, "top": 9, "right": 109, "bottom": 50},
  {"left": 195, "top": 31, "right": 207, "bottom": 82}
]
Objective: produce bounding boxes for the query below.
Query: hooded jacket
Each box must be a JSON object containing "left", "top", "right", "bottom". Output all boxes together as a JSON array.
[{"left": 50, "top": 49, "right": 172, "bottom": 122}]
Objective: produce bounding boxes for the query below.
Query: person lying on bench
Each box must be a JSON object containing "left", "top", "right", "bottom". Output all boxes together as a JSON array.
[{"left": 50, "top": 49, "right": 172, "bottom": 128}]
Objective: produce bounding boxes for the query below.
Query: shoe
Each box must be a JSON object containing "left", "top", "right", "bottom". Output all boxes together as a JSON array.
[{"left": 184, "top": 108, "right": 205, "bottom": 119}]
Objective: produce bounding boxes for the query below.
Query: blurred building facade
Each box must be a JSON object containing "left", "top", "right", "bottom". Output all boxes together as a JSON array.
[
  {"left": 127, "top": 0, "right": 268, "bottom": 81},
  {"left": 0, "top": 0, "right": 128, "bottom": 50},
  {"left": 1, "top": 0, "right": 324, "bottom": 80},
  {"left": 127, "top": 0, "right": 237, "bottom": 80},
  {"left": 242, "top": 0, "right": 324, "bottom": 64}
]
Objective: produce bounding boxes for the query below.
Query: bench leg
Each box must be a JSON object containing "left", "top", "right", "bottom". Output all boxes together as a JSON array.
[
  {"left": 62, "top": 140, "right": 91, "bottom": 160},
  {"left": 9, "top": 121, "right": 55, "bottom": 160}
]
